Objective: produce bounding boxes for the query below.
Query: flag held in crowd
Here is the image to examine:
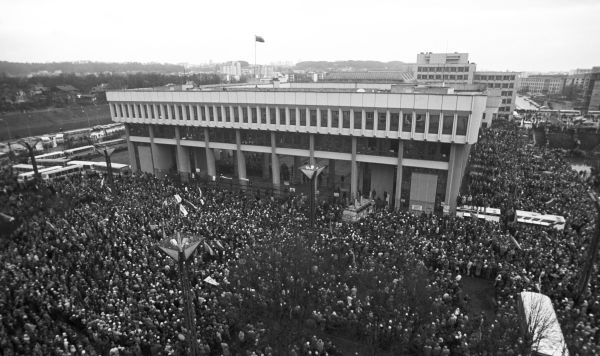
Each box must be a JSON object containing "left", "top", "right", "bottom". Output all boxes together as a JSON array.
[
  {"left": 179, "top": 204, "right": 188, "bottom": 217},
  {"left": 255, "top": 35, "right": 265, "bottom": 43},
  {"left": 174, "top": 194, "right": 182, "bottom": 204},
  {"left": 509, "top": 234, "right": 522, "bottom": 250},
  {"left": 204, "top": 241, "right": 214, "bottom": 256},
  {"left": 184, "top": 199, "right": 199, "bottom": 211},
  {"left": 203, "top": 276, "right": 219, "bottom": 286}
]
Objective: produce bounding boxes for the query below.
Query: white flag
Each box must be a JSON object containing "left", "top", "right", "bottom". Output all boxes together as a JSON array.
[
  {"left": 179, "top": 204, "right": 188, "bottom": 217},
  {"left": 203, "top": 276, "right": 219, "bottom": 286},
  {"left": 100, "top": 177, "right": 104, "bottom": 188},
  {"left": 174, "top": 194, "right": 182, "bottom": 204},
  {"left": 198, "top": 188, "right": 203, "bottom": 198}
]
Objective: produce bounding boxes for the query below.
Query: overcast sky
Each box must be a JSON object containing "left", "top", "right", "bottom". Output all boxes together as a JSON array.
[{"left": 0, "top": 0, "right": 598, "bottom": 72}]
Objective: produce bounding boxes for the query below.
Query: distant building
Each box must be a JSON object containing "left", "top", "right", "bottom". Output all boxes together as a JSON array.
[
  {"left": 565, "top": 72, "right": 591, "bottom": 91},
  {"left": 52, "top": 85, "right": 79, "bottom": 105},
  {"left": 518, "top": 75, "right": 566, "bottom": 95},
  {"left": 220, "top": 62, "right": 242, "bottom": 80},
  {"left": 586, "top": 68, "right": 600, "bottom": 112},
  {"left": 325, "top": 71, "right": 415, "bottom": 84},
  {"left": 415, "top": 52, "right": 476, "bottom": 85},
  {"left": 473, "top": 71, "right": 519, "bottom": 116}
]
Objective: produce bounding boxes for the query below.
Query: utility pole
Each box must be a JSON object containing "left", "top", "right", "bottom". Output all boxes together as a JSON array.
[{"left": 19, "top": 139, "right": 41, "bottom": 181}]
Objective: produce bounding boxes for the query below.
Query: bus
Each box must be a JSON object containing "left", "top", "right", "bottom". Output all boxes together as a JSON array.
[
  {"left": 41, "top": 165, "right": 83, "bottom": 182},
  {"left": 17, "top": 166, "right": 62, "bottom": 184},
  {"left": 64, "top": 145, "right": 95, "bottom": 160},
  {"left": 67, "top": 160, "right": 131, "bottom": 176},
  {"left": 456, "top": 205, "right": 502, "bottom": 223},
  {"left": 517, "top": 292, "right": 568, "bottom": 356},
  {"left": 515, "top": 210, "right": 566, "bottom": 230},
  {"left": 12, "top": 164, "right": 35, "bottom": 175},
  {"left": 36, "top": 158, "right": 71, "bottom": 167},
  {"left": 97, "top": 138, "right": 127, "bottom": 150},
  {"left": 34, "top": 150, "right": 65, "bottom": 160}
]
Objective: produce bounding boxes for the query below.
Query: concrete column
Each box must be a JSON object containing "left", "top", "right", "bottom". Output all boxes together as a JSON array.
[
  {"left": 175, "top": 127, "right": 191, "bottom": 181},
  {"left": 124, "top": 125, "right": 138, "bottom": 172},
  {"left": 394, "top": 140, "right": 404, "bottom": 210},
  {"left": 271, "top": 132, "right": 280, "bottom": 189},
  {"left": 309, "top": 134, "right": 315, "bottom": 165},
  {"left": 351, "top": 136, "right": 358, "bottom": 200},
  {"left": 109, "top": 103, "right": 116, "bottom": 118},
  {"left": 328, "top": 159, "right": 336, "bottom": 188},
  {"left": 293, "top": 156, "right": 303, "bottom": 184},
  {"left": 235, "top": 129, "right": 247, "bottom": 185},
  {"left": 445, "top": 143, "right": 469, "bottom": 213},
  {"left": 262, "top": 153, "right": 270, "bottom": 179},
  {"left": 149, "top": 125, "right": 158, "bottom": 175},
  {"left": 204, "top": 128, "right": 216, "bottom": 178}
]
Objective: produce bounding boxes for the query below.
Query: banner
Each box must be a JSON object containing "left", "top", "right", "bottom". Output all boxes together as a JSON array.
[
  {"left": 174, "top": 194, "right": 182, "bottom": 204},
  {"left": 179, "top": 204, "right": 188, "bottom": 217},
  {"left": 203, "top": 276, "right": 219, "bottom": 286}
]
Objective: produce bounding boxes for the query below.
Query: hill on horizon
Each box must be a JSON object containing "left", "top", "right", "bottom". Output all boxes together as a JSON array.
[
  {"left": 0, "top": 61, "right": 189, "bottom": 77},
  {"left": 294, "top": 60, "right": 415, "bottom": 72}
]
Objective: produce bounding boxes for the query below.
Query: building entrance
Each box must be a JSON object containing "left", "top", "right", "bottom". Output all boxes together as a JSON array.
[{"left": 409, "top": 172, "right": 438, "bottom": 214}]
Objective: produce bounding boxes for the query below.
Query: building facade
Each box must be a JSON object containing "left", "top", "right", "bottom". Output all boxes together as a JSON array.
[
  {"left": 107, "top": 83, "right": 487, "bottom": 213},
  {"left": 416, "top": 52, "right": 476, "bottom": 85},
  {"left": 518, "top": 75, "right": 566, "bottom": 95},
  {"left": 473, "top": 71, "right": 519, "bottom": 116}
]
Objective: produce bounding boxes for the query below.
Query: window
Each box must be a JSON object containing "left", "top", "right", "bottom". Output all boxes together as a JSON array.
[
  {"left": 179, "top": 105, "right": 185, "bottom": 120},
  {"left": 342, "top": 110, "right": 350, "bottom": 129},
  {"left": 442, "top": 113, "right": 454, "bottom": 135},
  {"left": 331, "top": 109, "right": 339, "bottom": 128},
  {"left": 320, "top": 109, "right": 328, "bottom": 127},
  {"left": 242, "top": 107, "right": 248, "bottom": 123},
  {"left": 436, "top": 75, "right": 441, "bottom": 80},
  {"left": 353, "top": 110, "right": 362, "bottom": 130},
  {"left": 298, "top": 108, "right": 306, "bottom": 126},
  {"left": 506, "top": 98, "right": 512, "bottom": 104},
  {"left": 429, "top": 113, "right": 440, "bottom": 134},
  {"left": 509, "top": 83, "right": 514, "bottom": 88},
  {"left": 251, "top": 108, "right": 257, "bottom": 124},
  {"left": 289, "top": 108, "right": 296, "bottom": 126},
  {"left": 143, "top": 105, "right": 148, "bottom": 118},
  {"left": 225, "top": 107, "right": 231, "bottom": 122},
  {"left": 260, "top": 107, "right": 267, "bottom": 124},
  {"left": 187, "top": 106, "right": 192, "bottom": 120},
  {"left": 377, "top": 110, "right": 387, "bottom": 131},
  {"left": 279, "top": 108, "right": 286, "bottom": 125},
  {"left": 390, "top": 112, "right": 400, "bottom": 131},
  {"left": 233, "top": 107, "right": 240, "bottom": 123},
  {"left": 170, "top": 105, "right": 176, "bottom": 119},
  {"left": 415, "top": 113, "right": 425, "bottom": 133},
  {"left": 269, "top": 108, "right": 276, "bottom": 125},
  {"left": 456, "top": 115, "right": 468, "bottom": 135},
  {"left": 402, "top": 112, "right": 412, "bottom": 132},
  {"left": 365, "top": 111, "right": 374, "bottom": 130},
  {"left": 310, "top": 109, "right": 317, "bottom": 126}
]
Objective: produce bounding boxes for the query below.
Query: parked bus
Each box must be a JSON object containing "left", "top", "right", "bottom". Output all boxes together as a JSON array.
[
  {"left": 17, "top": 166, "right": 62, "bottom": 184},
  {"left": 40, "top": 165, "right": 83, "bottom": 182},
  {"left": 67, "top": 160, "right": 131, "bottom": 176},
  {"left": 64, "top": 145, "right": 95, "bottom": 160},
  {"left": 517, "top": 292, "right": 568, "bottom": 356},
  {"left": 12, "top": 164, "right": 35, "bottom": 175},
  {"left": 515, "top": 210, "right": 566, "bottom": 230},
  {"left": 35, "top": 158, "right": 71, "bottom": 167},
  {"left": 456, "top": 205, "right": 502, "bottom": 223},
  {"left": 34, "top": 150, "right": 65, "bottom": 160},
  {"left": 97, "top": 138, "right": 127, "bottom": 150}
]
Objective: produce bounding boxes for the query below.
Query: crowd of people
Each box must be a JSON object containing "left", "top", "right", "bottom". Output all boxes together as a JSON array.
[{"left": 0, "top": 120, "right": 599, "bottom": 355}]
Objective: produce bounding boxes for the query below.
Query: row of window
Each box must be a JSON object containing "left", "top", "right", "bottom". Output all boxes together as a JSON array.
[
  {"left": 131, "top": 123, "right": 452, "bottom": 162},
  {"left": 476, "top": 82, "right": 515, "bottom": 89},
  {"left": 417, "top": 74, "right": 469, "bottom": 81},
  {"left": 417, "top": 66, "right": 471, "bottom": 73},
  {"left": 474, "top": 75, "right": 517, "bottom": 81},
  {"left": 115, "top": 103, "right": 471, "bottom": 136},
  {"left": 501, "top": 98, "right": 512, "bottom": 104}
]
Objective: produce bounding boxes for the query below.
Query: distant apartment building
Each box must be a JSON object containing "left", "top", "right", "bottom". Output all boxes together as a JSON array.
[
  {"left": 566, "top": 72, "right": 591, "bottom": 91},
  {"left": 585, "top": 68, "right": 600, "bottom": 112},
  {"left": 518, "top": 75, "right": 566, "bottom": 95},
  {"left": 220, "top": 62, "right": 242, "bottom": 79},
  {"left": 473, "top": 72, "right": 519, "bottom": 116},
  {"left": 415, "top": 52, "right": 476, "bottom": 85}
]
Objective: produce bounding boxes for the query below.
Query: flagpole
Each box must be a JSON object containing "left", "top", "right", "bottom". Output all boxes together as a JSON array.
[{"left": 254, "top": 36, "right": 257, "bottom": 79}]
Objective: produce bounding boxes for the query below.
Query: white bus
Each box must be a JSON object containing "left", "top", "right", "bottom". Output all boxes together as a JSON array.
[
  {"left": 456, "top": 205, "right": 502, "bottom": 223},
  {"left": 64, "top": 145, "right": 95, "bottom": 160},
  {"left": 518, "top": 292, "right": 569, "bottom": 356},
  {"left": 41, "top": 165, "right": 83, "bottom": 182},
  {"left": 67, "top": 160, "right": 131, "bottom": 176},
  {"left": 34, "top": 150, "right": 65, "bottom": 160},
  {"left": 17, "top": 166, "right": 62, "bottom": 184},
  {"left": 12, "top": 164, "right": 35, "bottom": 175},
  {"left": 515, "top": 210, "right": 566, "bottom": 230}
]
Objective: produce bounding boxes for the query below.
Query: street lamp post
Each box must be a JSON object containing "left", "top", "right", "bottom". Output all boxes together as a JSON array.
[
  {"left": 157, "top": 231, "right": 203, "bottom": 356},
  {"left": 19, "top": 139, "right": 41, "bottom": 181},
  {"left": 299, "top": 163, "right": 326, "bottom": 229},
  {"left": 94, "top": 144, "right": 116, "bottom": 194}
]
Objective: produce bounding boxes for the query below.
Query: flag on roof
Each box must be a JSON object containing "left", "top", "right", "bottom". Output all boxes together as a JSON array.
[{"left": 255, "top": 35, "right": 265, "bottom": 43}]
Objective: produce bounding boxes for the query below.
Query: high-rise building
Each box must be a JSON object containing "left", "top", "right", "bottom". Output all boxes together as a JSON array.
[
  {"left": 107, "top": 82, "right": 488, "bottom": 213},
  {"left": 586, "top": 68, "right": 600, "bottom": 112},
  {"left": 415, "top": 52, "right": 476, "bottom": 85},
  {"left": 473, "top": 71, "right": 519, "bottom": 117},
  {"left": 518, "top": 74, "right": 567, "bottom": 95}
]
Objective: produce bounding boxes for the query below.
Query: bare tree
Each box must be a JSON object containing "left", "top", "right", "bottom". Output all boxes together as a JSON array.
[{"left": 520, "top": 292, "right": 569, "bottom": 356}]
